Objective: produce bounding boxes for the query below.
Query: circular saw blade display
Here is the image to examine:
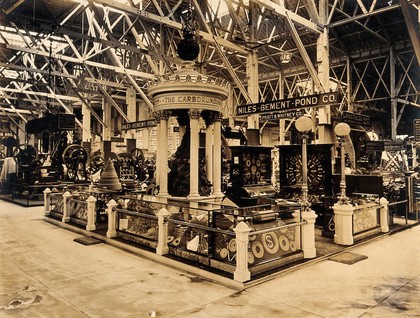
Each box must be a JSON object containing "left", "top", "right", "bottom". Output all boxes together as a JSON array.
[
  {"left": 230, "top": 146, "right": 272, "bottom": 186},
  {"left": 279, "top": 144, "right": 333, "bottom": 195}
]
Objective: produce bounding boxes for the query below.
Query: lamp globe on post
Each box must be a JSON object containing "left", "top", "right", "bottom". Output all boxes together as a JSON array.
[
  {"left": 334, "top": 122, "right": 351, "bottom": 204},
  {"left": 295, "top": 116, "right": 313, "bottom": 211}
]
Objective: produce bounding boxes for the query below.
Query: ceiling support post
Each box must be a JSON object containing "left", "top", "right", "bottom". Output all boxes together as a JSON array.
[
  {"left": 390, "top": 47, "right": 397, "bottom": 140},
  {"left": 317, "top": 0, "right": 332, "bottom": 143}
]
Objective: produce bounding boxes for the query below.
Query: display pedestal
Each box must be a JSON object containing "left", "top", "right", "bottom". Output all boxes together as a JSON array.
[
  {"left": 301, "top": 210, "right": 317, "bottom": 258},
  {"left": 333, "top": 203, "right": 354, "bottom": 245}
]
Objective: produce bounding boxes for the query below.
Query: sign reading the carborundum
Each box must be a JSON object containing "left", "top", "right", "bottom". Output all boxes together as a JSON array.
[
  {"left": 236, "top": 92, "right": 340, "bottom": 116},
  {"left": 122, "top": 119, "right": 157, "bottom": 130}
]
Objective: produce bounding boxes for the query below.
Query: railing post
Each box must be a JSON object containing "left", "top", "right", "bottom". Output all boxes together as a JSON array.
[
  {"left": 233, "top": 221, "right": 251, "bottom": 283},
  {"left": 301, "top": 210, "right": 317, "bottom": 258},
  {"left": 43, "top": 188, "right": 52, "bottom": 216},
  {"left": 292, "top": 209, "right": 301, "bottom": 250},
  {"left": 333, "top": 203, "right": 354, "bottom": 245},
  {"left": 106, "top": 199, "right": 118, "bottom": 238},
  {"left": 86, "top": 195, "right": 97, "bottom": 231},
  {"left": 62, "top": 191, "right": 72, "bottom": 223},
  {"left": 380, "top": 197, "right": 390, "bottom": 233},
  {"left": 156, "top": 207, "right": 171, "bottom": 255}
]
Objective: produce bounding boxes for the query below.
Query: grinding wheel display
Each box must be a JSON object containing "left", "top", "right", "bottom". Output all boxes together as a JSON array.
[
  {"left": 278, "top": 235, "right": 290, "bottom": 251},
  {"left": 251, "top": 241, "right": 264, "bottom": 259},
  {"left": 248, "top": 252, "right": 255, "bottom": 265},
  {"left": 228, "top": 239, "right": 237, "bottom": 252},
  {"left": 262, "top": 232, "right": 279, "bottom": 254},
  {"left": 219, "top": 248, "right": 229, "bottom": 259}
]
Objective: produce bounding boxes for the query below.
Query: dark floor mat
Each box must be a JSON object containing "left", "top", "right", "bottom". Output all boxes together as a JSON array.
[
  {"left": 328, "top": 252, "right": 368, "bottom": 265},
  {"left": 73, "top": 236, "right": 103, "bottom": 246}
]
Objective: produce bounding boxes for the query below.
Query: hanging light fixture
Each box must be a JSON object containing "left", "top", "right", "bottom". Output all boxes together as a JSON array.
[{"left": 177, "top": 3, "right": 199, "bottom": 61}]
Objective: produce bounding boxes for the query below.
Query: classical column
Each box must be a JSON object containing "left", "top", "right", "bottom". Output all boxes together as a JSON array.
[
  {"left": 155, "top": 113, "right": 162, "bottom": 192},
  {"left": 213, "top": 113, "right": 223, "bottom": 198},
  {"left": 205, "top": 123, "right": 214, "bottom": 184},
  {"left": 188, "top": 109, "right": 201, "bottom": 198},
  {"left": 157, "top": 111, "right": 169, "bottom": 196}
]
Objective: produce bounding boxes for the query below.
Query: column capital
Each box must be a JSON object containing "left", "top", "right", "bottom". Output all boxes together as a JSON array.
[
  {"left": 214, "top": 112, "right": 223, "bottom": 122},
  {"left": 202, "top": 111, "right": 222, "bottom": 126},
  {"left": 188, "top": 109, "right": 202, "bottom": 120},
  {"left": 155, "top": 110, "right": 170, "bottom": 122}
]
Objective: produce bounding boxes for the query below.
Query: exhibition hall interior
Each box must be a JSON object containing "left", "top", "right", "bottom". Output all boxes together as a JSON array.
[{"left": 0, "top": 0, "right": 420, "bottom": 303}]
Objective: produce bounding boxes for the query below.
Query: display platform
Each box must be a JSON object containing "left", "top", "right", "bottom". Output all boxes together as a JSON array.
[{"left": 0, "top": 183, "right": 59, "bottom": 207}]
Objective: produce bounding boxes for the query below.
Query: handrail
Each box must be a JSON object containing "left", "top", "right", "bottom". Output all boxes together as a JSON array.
[
  {"left": 250, "top": 221, "right": 307, "bottom": 236},
  {"left": 388, "top": 200, "right": 407, "bottom": 207},
  {"left": 115, "top": 207, "right": 158, "bottom": 220},
  {"left": 69, "top": 198, "right": 88, "bottom": 204},
  {"left": 169, "top": 218, "right": 234, "bottom": 236}
]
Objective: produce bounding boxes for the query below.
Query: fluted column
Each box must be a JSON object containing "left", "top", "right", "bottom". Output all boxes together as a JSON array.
[
  {"left": 205, "top": 123, "right": 214, "bottom": 184},
  {"left": 155, "top": 113, "right": 162, "bottom": 193},
  {"left": 188, "top": 109, "right": 201, "bottom": 198},
  {"left": 157, "top": 111, "right": 170, "bottom": 196},
  {"left": 213, "top": 113, "right": 223, "bottom": 198}
]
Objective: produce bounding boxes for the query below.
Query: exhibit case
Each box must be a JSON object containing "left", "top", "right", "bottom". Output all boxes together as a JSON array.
[
  {"left": 45, "top": 190, "right": 316, "bottom": 282},
  {"left": 112, "top": 195, "right": 305, "bottom": 278}
]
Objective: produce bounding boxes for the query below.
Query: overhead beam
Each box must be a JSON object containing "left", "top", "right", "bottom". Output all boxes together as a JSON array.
[
  {"left": 303, "top": 0, "right": 320, "bottom": 25},
  {"left": 328, "top": 4, "right": 400, "bottom": 28},
  {"left": 2, "top": 0, "right": 25, "bottom": 15},
  {"left": 0, "top": 87, "right": 82, "bottom": 102},
  {"left": 0, "top": 62, "right": 127, "bottom": 89},
  {"left": 2, "top": 44, "right": 155, "bottom": 80},
  {"left": 64, "top": 33, "right": 130, "bottom": 122},
  {"left": 0, "top": 107, "right": 33, "bottom": 114},
  {"left": 251, "top": 0, "right": 322, "bottom": 33},
  {"left": 51, "top": 24, "right": 182, "bottom": 66},
  {"left": 400, "top": 0, "right": 420, "bottom": 66},
  {"left": 92, "top": 0, "right": 248, "bottom": 54},
  {"left": 285, "top": 12, "right": 325, "bottom": 92}
]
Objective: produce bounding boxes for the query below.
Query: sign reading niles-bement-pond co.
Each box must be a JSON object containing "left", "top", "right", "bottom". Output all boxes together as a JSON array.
[{"left": 236, "top": 92, "right": 340, "bottom": 116}]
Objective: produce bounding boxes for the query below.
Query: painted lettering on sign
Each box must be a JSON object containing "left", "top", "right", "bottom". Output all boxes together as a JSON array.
[
  {"left": 236, "top": 92, "right": 340, "bottom": 116},
  {"left": 122, "top": 119, "right": 157, "bottom": 130},
  {"left": 414, "top": 119, "right": 420, "bottom": 143},
  {"left": 155, "top": 94, "right": 222, "bottom": 106},
  {"left": 260, "top": 110, "right": 304, "bottom": 121},
  {"left": 341, "top": 111, "right": 371, "bottom": 127}
]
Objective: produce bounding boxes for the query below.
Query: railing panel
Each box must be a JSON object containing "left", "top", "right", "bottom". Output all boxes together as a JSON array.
[{"left": 353, "top": 204, "right": 381, "bottom": 235}]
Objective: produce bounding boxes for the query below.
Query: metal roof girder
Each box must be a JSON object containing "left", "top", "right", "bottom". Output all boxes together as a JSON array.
[
  {"left": 284, "top": 12, "right": 325, "bottom": 93},
  {"left": 251, "top": 0, "right": 322, "bottom": 33}
]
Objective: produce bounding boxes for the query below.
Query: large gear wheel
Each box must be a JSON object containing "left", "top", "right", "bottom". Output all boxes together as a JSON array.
[
  {"left": 13, "top": 144, "right": 38, "bottom": 168},
  {"left": 62, "top": 144, "right": 88, "bottom": 181}
]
